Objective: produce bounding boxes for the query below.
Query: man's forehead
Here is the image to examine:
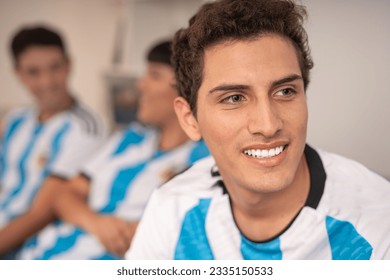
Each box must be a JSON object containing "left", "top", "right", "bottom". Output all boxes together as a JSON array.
[
  {"left": 147, "top": 61, "right": 173, "bottom": 71},
  {"left": 201, "top": 35, "right": 301, "bottom": 82},
  {"left": 17, "top": 46, "right": 66, "bottom": 65},
  {"left": 203, "top": 34, "right": 295, "bottom": 58}
]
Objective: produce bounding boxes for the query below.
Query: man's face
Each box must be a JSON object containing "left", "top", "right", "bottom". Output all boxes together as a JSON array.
[
  {"left": 16, "top": 46, "right": 70, "bottom": 112},
  {"left": 137, "top": 62, "right": 178, "bottom": 127},
  {"left": 180, "top": 35, "right": 308, "bottom": 194}
]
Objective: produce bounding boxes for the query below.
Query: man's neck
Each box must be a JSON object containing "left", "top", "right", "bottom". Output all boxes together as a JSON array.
[
  {"left": 38, "top": 94, "right": 74, "bottom": 122},
  {"left": 158, "top": 120, "right": 189, "bottom": 151},
  {"left": 230, "top": 156, "right": 310, "bottom": 242}
]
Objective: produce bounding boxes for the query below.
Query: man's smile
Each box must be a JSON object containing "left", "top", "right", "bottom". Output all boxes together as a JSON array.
[{"left": 243, "top": 144, "right": 286, "bottom": 159}]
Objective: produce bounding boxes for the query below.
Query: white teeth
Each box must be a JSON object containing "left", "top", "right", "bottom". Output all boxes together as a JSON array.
[{"left": 243, "top": 145, "right": 285, "bottom": 159}]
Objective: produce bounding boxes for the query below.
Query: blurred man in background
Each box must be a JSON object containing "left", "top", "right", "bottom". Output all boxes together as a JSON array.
[
  {"left": 0, "top": 25, "right": 105, "bottom": 258},
  {"left": 17, "top": 40, "right": 209, "bottom": 260}
]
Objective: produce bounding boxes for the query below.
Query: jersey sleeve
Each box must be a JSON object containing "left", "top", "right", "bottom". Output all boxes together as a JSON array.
[
  {"left": 79, "top": 131, "right": 124, "bottom": 179},
  {"left": 47, "top": 121, "right": 105, "bottom": 179}
]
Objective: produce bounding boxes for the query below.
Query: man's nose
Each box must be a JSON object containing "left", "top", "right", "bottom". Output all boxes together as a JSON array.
[{"left": 247, "top": 99, "right": 282, "bottom": 138}]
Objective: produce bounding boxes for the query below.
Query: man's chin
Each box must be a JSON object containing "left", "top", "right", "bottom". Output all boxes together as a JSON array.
[
  {"left": 240, "top": 170, "right": 294, "bottom": 194},
  {"left": 245, "top": 182, "right": 289, "bottom": 194}
]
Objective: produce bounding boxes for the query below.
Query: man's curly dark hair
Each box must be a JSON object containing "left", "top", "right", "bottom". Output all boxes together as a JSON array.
[{"left": 172, "top": 0, "right": 313, "bottom": 114}]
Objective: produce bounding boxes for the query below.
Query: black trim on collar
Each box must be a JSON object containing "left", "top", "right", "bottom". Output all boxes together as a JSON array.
[
  {"left": 210, "top": 165, "right": 227, "bottom": 194},
  {"left": 213, "top": 180, "right": 228, "bottom": 195},
  {"left": 303, "top": 144, "right": 326, "bottom": 209},
  {"left": 210, "top": 165, "right": 220, "bottom": 177}
]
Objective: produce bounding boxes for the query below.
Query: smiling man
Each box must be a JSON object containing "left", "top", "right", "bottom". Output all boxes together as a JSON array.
[
  {"left": 127, "top": 0, "right": 390, "bottom": 260},
  {"left": 0, "top": 26, "right": 104, "bottom": 258}
]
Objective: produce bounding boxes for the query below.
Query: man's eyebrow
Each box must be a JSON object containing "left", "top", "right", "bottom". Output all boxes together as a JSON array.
[
  {"left": 209, "top": 84, "right": 249, "bottom": 94},
  {"left": 271, "top": 74, "right": 303, "bottom": 88},
  {"left": 208, "top": 74, "right": 303, "bottom": 94}
]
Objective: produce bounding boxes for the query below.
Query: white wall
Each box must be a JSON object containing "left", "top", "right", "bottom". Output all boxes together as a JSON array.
[
  {"left": 0, "top": 0, "right": 389, "bottom": 179},
  {"left": 302, "top": 0, "right": 390, "bottom": 179},
  {"left": 124, "top": 0, "right": 204, "bottom": 76},
  {"left": 0, "top": 0, "right": 119, "bottom": 128}
]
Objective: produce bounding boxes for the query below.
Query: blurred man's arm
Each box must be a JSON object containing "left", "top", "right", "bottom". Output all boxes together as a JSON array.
[
  {"left": 0, "top": 176, "right": 65, "bottom": 254},
  {"left": 53, "top": 174, "right": 137, "bottom": 257}
]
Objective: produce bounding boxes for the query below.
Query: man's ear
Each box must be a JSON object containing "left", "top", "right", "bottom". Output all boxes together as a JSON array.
[{"left": 174, "top": 96, "right": 202, "bottom": 141}]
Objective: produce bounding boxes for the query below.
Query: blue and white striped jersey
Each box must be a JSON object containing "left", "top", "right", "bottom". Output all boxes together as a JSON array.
[
  {"left": 18, "top": 124, "right": 210, "bottom": 260},
  {"left": 0, "top": 102, "right": 104, "bottom": 228},
  {"left": 127, "top": 145, "right": 390, "bottom": 260}
]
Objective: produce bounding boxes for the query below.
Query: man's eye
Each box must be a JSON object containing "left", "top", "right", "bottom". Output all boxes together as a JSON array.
[
  {"left": 148, "top": 70, "right": 162, "bottom": 80},
  {"left": 275, "top": 88, "right": 296, "bottom": 96},
  {"left": 50, "top": 63, "right": 62, "bottom": 71},
  {"left": 26, "top": 68, "right": 39, "bottom": 77},
  {"left": 221, "top": 94, "right": 245, "bottom": 103}
]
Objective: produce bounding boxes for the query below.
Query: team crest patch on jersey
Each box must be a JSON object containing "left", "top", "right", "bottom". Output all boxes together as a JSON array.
[
  {"left": 36, "top": 154, "right": 48, "bottom": 168},
  {"left": 36, "top": 146, "right": 50, "bottom": 169}
]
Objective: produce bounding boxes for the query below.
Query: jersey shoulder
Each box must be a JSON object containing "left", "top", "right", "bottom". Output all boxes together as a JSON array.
[
  {"left": 2, "top": 106, "right": 32, "bottom": 124},
  {"left": 67, "top": 101, "right": 105, "bottom": 137},
  {"left": 159, "top": 156, "right": 218, "bottom": 196},
  {"left": 317, "top": 149, "right": 390, "bottom": 210}
]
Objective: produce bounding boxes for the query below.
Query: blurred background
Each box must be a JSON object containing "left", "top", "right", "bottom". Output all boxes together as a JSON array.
[{"left": 0, "top": 0, "right": 389, "bottom": 179}]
